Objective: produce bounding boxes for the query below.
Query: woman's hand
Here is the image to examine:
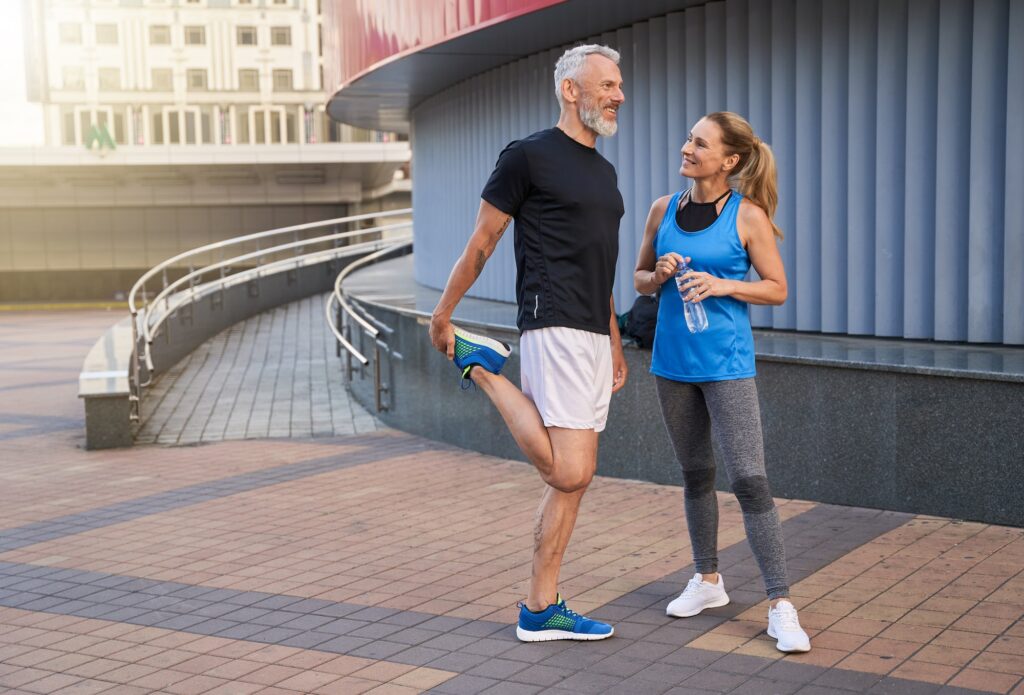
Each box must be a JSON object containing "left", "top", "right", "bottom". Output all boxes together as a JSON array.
[
  {"left": 679, "top": 270, "right": 733, "bottom": 303},
  {"left": 653, "top": 253, "right": 687, "bottom": 285}
]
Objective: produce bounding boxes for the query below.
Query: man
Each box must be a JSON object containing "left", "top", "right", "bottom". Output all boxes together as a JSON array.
[{"left": 428, "top": 44, "right": 628, "bottom": 642}]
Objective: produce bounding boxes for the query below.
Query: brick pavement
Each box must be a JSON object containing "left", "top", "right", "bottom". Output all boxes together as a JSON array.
[
  {"left": 0, "top": 308, "right": 1022, "bottom": 693},
  {"left": 136, "top": 295, "right": 378, "bottom": 445}
]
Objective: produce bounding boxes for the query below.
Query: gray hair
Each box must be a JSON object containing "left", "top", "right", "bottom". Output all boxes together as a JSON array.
[{"left": 553, "top": 44, "right": 620, "bottom": 109}]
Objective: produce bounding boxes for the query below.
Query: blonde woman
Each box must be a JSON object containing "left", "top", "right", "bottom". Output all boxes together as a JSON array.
[{"left": 633, "top": 111, "right": 810, "bottom": 653}]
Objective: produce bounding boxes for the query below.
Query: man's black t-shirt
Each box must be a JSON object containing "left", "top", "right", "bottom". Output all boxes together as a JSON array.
[{"left": 481, "top": 127, "right": 624, "bottom": 335}]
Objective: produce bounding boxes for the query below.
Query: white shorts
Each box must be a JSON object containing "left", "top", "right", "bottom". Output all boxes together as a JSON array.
[{"left": 520, "top": 326, "right": 613, "bottom": 433}]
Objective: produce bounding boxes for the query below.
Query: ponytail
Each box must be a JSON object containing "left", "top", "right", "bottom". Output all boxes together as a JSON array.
[{"left": 705, "top": 112, "right": 784, "bottom": 240}]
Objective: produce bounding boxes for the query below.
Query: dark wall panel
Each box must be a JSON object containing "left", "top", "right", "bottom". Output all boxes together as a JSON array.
[{"left": 411, "top": 0, "right": 1022, "bottom": 345}]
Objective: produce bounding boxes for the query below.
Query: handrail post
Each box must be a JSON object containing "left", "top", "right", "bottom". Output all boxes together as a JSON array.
[
  {"left": 374, "top": 342, "right": 382, "bottom": 412},
  {"left": 344, "top": 321, "right": 352, "bottom": 379}
]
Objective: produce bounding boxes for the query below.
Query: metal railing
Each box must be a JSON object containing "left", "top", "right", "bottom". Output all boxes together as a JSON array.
[
  {"left": 127, "top": 208, "right": 412, "bottom": 421},
  {"left": 325, "top": 240, "right": 412, "bottom": 412}
]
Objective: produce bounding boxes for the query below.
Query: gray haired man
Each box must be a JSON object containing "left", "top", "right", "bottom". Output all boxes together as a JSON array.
[{"left": 429, "top": 45, "right": 627, "bottom": 641}]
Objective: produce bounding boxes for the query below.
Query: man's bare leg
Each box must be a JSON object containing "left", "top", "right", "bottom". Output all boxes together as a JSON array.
[
  {"left": 526, "top": 428, "right": 597, "bottom": 610},
  {"left": 469, "top": 368, "right": 599, "bottom": 610},
  {"left": 469, "top": 369, "right": 595, "bottom": 491}
]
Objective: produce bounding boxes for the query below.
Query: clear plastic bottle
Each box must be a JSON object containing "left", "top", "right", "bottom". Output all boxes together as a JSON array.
[{"left": 675, "top": 260, "right": 709, "bottom": 333}]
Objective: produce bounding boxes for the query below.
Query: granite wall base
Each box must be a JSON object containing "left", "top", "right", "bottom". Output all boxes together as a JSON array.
[
  {"left": 346, "top": 305, "right": 1024, "bottom": 527},
  {"left": 84, "top": 396, "right": 134, "bottom": 450}
]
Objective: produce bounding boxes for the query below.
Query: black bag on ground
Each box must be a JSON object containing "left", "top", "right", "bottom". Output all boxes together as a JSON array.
[{"left": 624, "top": 295, "right": 658, "bottom": 349}]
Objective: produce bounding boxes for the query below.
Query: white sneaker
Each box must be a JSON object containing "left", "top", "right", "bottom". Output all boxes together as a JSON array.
[
  {"left": 767, "top": 600, "right": 811, "bottom": 652},
  {"left": 666, "top": 573, "right": 730, "bottom": 617}
]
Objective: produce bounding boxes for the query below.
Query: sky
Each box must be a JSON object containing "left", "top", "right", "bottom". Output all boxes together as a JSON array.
[{"left": 0, "top": 0, "right": 45, "bottom": 146}]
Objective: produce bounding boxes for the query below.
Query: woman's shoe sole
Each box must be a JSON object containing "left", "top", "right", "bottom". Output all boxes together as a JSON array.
[
  {"left": 665, "top": 594, "right": 730, "bottom": 618},
  {"left": 767, "top": 625, "right": 811, "bottom": 652}
]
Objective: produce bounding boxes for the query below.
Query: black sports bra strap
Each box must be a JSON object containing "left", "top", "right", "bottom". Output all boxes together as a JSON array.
[{"left": 681, "top": 187, "right": 732, "bottom": 207}]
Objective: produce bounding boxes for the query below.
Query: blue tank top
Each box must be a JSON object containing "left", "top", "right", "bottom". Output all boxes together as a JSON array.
[{"left": 650, "top": 190, "right": 756, "bottom": 382}]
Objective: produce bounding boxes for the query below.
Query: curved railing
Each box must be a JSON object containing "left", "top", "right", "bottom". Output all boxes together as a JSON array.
[
  {"left": 127, "top": 208, "right": 412, "bottom": 421},
  {"left": 325, "top": 239, "right": 412, "bottom": 412}
]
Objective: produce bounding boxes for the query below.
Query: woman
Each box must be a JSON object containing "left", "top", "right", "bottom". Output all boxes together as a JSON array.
[{"left": 633, "top": 111, "right": 810, "bottom": 653}]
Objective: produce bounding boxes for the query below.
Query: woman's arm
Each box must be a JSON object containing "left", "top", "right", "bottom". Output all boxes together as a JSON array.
[
  {"left": 732, "top": 200, "right": 787, "bottom": 305},
  {"left": 634, "top": 196, "right": 679, "bottom": 295},
  {"left": 681, "top": 200, "right": 787, "bottom": 306}
]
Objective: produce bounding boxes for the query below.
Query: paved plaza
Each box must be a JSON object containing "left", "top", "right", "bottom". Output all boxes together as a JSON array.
[
  {"left": 136, "top": 295, "right": 379, "bottom": 446},
  {"left": 0, "top": 307, "right": 1022, "bottom": 694}
]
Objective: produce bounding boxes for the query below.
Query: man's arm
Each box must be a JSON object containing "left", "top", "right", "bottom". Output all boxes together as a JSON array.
[
  {"left": 429, "top": 199, "right": 513, "bottom": 358},
  {"left": 609, "top": 295, "right": 628, "bottom": 393}
]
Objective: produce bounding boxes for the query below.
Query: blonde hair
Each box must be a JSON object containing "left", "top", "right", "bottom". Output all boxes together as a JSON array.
[{"left": 704, "top": 111, "right": 783, "bottom": 240}]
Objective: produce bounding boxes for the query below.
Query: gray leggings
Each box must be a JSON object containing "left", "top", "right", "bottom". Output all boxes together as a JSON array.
[{"left": 655, "top": 376, "right": 789, "bottom": 600}]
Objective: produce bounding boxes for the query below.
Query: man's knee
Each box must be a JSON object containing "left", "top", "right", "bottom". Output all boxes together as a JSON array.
[
  {"left": 732, "top": 475, "right": 775, "bottom": 514},
  {"left": 547, "top": 461, "right": 595, "bottom": 493},
  {"left": 546, "top": 428, "right": 597, "bottom": 492}
]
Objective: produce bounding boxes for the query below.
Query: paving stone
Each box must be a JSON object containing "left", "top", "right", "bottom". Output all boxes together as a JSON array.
[
  {"left": 430, "top": 674, "right": 501, "bottom": 694},
  {"left": 465, "top": 657, "right": 529, "bottom": 680},
  {"left": 348, "top": 639, "right": 407, "bottom": 660},
  {"left": 391, "top": 645, "right": 451, "bottom": 666},
  {"left": 479, "top": 683, "right": 543, "bottom": 695},
  {"left": 428, "top": 652, "right": 494, "bottom": 672},
  {"left": 680, "top": 669, "right": 748, "bottom": 692},
  {"left": 730, "top": 677, "right": 803, "bottom": 694},
  {"left": 867, "top": 677, "right": 943, "bottom": 695},
  {"left": 601, "top": 675, "right": 675, "bottom": 695},
  {"left": 555, "top": 670, "right": 625, "bottom": 694}
]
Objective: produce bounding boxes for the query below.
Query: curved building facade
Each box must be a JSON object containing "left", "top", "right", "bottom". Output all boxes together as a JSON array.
[{"left": 325, "top": 0, "right": 1023, "bottom": 345}]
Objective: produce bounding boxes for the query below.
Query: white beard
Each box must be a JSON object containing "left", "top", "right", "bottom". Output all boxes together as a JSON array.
[{"left": 579, "top": 96, "right": 617, "bottom": 137}]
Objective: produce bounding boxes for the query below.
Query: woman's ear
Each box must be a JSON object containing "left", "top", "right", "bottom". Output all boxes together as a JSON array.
[{"left": 722, "top": 153, "right": 740, "bottom": 173}]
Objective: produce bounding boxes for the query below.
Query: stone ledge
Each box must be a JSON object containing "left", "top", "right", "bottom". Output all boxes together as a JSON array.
[{"left": 78, "top": 316, "right": 135, "bottom": 450}]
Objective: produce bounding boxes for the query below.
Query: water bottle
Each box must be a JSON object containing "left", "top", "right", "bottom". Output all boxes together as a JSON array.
[{"left": 675, "top": 260, "right": 709, "bottom": 333}]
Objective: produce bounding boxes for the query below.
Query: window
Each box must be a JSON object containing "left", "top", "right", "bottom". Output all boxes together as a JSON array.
[
  {"left": 238, "top": 69, "right": 259, "bottom": 91},
  {"left": 272, "top": 69, "right": 292, "bottom": 91},
  {"left": 235, "top": 106, "right": 250, "bottom": 144},
  {"left": 184, "top": 26, "right": 205, "bottom": 45},
  {"left": 95, "top": 24, "right": 118, "bottom": 45},
  {"left": 98, "top": 68, "right": 121, "bottom": 91},
  {"left": 62, "top": 67, "right": 84, "bottom": 90},
  {"left": 151, "top": 68, "right": 173, "bottom": 91},
  {"left": 186, "top": 69, "right": 208, "bottom": 91},
  {"left": 63, "top": 111, "right": 76, "bottom": 145},
  {"left": 236, "top": 26, "right": 257, "bottom": 46},
  {"left": 59, "top": 23, "right": 81, "bottom": 44},
  {"left": 149, "top": 25, "right": 170, "bottom": 45},
  {"left": 151, "top": 111, "right": 164, "bottom": 144},
  {"left": 270, "top": 26, "right": 291, "bottom": 46}
]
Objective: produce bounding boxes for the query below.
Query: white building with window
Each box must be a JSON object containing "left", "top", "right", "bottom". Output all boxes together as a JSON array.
[
  {"left": 5, "top": 0, "right": 410, "bottom": 301},
  {"left": 33, "top": 0, "right": 381, "bottom": 147}
]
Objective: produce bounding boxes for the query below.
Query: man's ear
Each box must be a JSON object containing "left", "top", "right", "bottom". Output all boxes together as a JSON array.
[{"left": 560, "top": 78, "right": 577, "bottom": 105}]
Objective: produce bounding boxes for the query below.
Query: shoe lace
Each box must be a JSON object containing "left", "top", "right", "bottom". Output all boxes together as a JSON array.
[
  {"left": 772, "top": 602, "right": 800, "bottom": 630},
  {"left": 459, "top": 365, "right": 476, "bottom": 391},
  {"left": 681, "top": 575, "right": 704, "bottom": 598},
  {"left": 559, "top": 604, "right": 581, "bottom": 619}
]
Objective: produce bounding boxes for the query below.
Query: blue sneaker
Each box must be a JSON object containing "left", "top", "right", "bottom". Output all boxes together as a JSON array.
[
  {"left": 453, "top": 327, "right": 511, "bottom": 381},
  {"left": 516, "top": 596, "right": 614, "bottom": 642}
]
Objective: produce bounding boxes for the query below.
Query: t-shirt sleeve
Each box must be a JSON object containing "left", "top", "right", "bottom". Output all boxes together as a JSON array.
[{"left": 481, "top": 141, "right": 530, "bottom": 216}]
